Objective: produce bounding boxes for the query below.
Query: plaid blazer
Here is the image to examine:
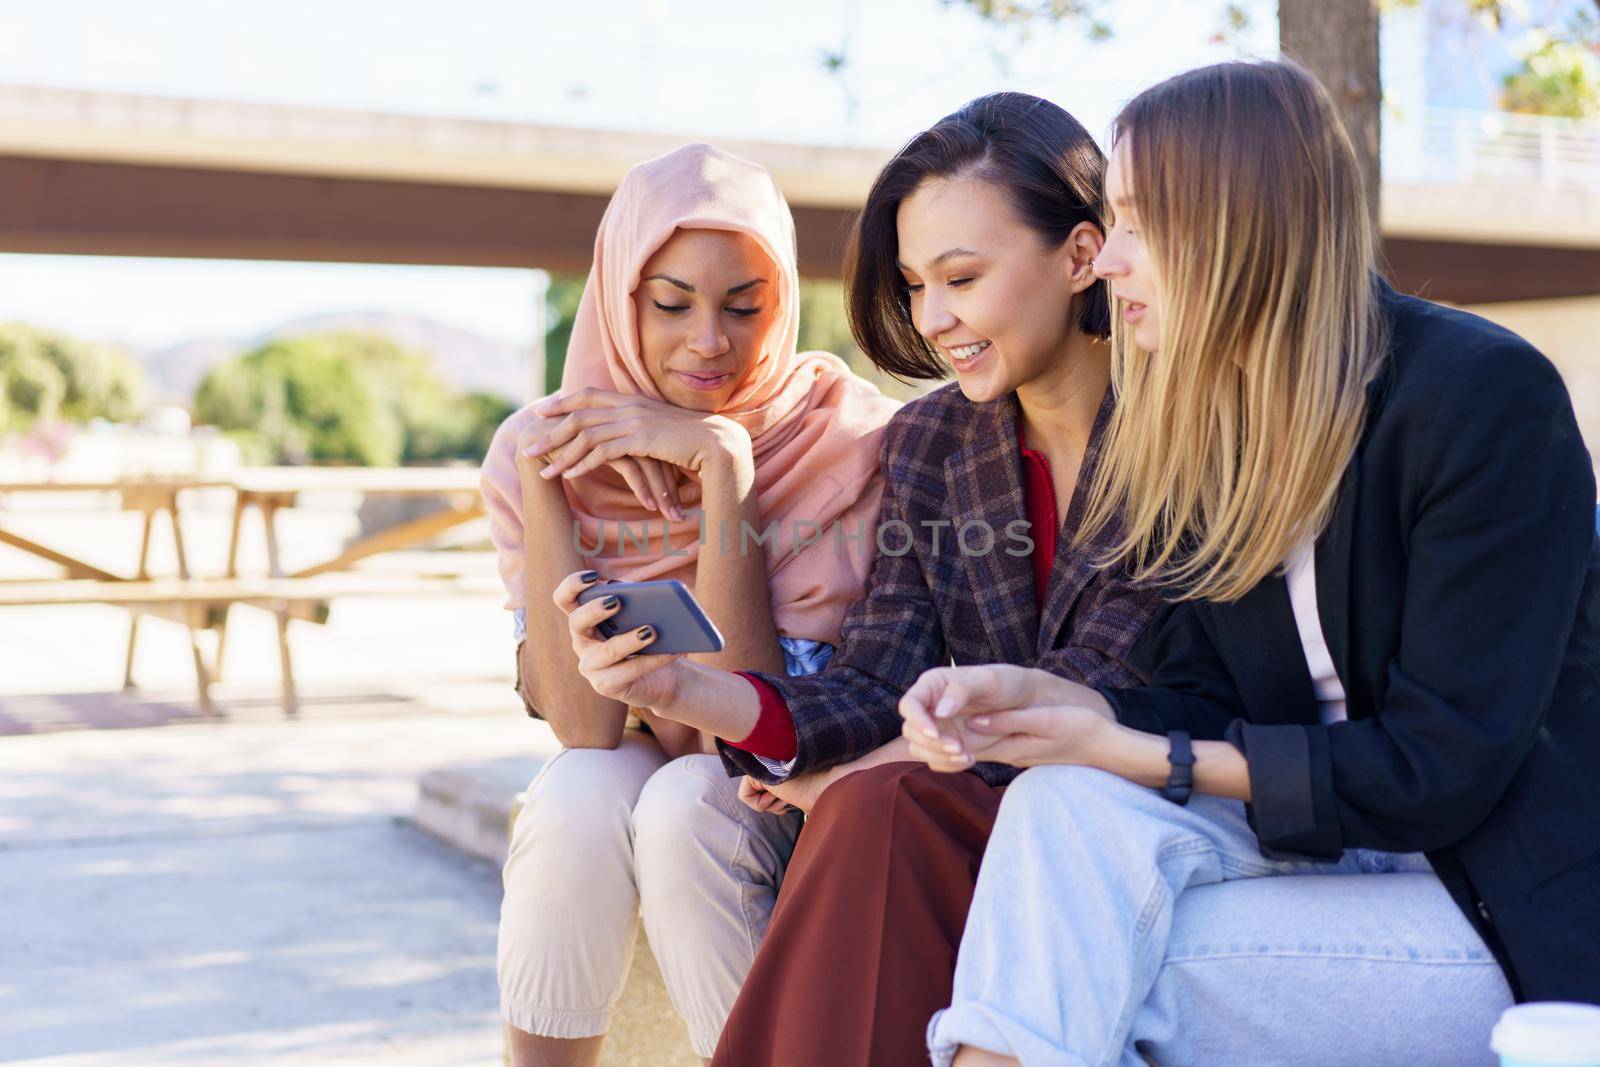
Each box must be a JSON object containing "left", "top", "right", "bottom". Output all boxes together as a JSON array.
[{"left": 718, "top": 382, "right": 1161, "bottom": 788}]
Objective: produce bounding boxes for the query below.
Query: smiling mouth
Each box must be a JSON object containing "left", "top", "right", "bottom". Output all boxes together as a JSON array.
[
  {"left": 674, "top": 370, "right": 734, "bottom": 392},
  {"left": 946, "top": 340, "right": 991, "bottom": 369}
]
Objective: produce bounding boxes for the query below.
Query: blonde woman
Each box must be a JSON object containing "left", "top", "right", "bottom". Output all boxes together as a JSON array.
[
  {"left": 907, "top": 61, "right": 1600, "bottom": 1065},
  {"left": 479, "top": 143, "right": 897, "bottom": 1066}
]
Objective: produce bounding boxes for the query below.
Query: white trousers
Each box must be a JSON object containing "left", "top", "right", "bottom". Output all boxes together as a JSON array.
[{"left": 497, "top": 731, "right": 801, "bottom": 1057}]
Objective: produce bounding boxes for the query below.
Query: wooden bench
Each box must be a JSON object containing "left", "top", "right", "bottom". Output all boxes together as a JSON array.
[
  {"left": 2, "top": 466, "right": 492, "bottom": 719},
  {"left": 0, "top": 573, "right": 502, "bottom": 717}
]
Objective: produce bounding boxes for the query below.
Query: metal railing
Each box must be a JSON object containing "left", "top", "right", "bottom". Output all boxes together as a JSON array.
[
  {"left": 1384, "top": 106, "right": 1600, "bottom": 191},
  {"left": 5, "top": 85, "right": 1598, "bottom": 196}
]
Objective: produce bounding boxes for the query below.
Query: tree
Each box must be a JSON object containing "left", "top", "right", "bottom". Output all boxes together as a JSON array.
[
  {"left": 196, "top": 330, "right": 515, "bottom": 466},
  {"left": 192, "top": 355, "right": 297, "bottom": 463},
  {"left": 798, "top": 278, "right": 862, "bottom": 364},
  {"left": 0, "top": 321, "right": 146, "bottom": 432},
  {"left": 0, "top": 340, "right": 64, "bottom": 435},
  {"left": 330, "top": 331, "right": 460, "bottom": 461},
  {"left": 447, "top": 391, "right": 520, "bottom": 462},
  {"left": 1279, "top": 0, "right": 1382, "bottom": 233},
  {"left": 935, "top": 0, "right": 1383, "bottom": 230},
  {"left": 899, "top": 1, "right": 1600, "bottom": 239},
  {"left": 1501, "top": 32, "right": 1600, "bottom": 117},
  {"left": 947, "top": 1, "right": 1114, "bottom": 40},
  {"left": 197, "top": 333, "right": 401, "bottom": 464},
  {"left": 543, "top": 274, "right": 587, "bottom": 394},
  {"left": 798, "top": 278, "right": 935, "bottom": 400}
]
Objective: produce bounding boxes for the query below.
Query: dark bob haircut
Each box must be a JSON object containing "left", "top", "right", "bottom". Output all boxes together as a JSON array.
[{"left": 846, "top": 91, "right": 1111, "bottom": 382}]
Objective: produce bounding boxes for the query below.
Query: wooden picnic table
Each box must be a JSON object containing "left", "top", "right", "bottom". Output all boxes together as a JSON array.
[
  {"left": 0, "top": 467, "right": 488, "bottom": 717},
  {"left": 216, "top": 467, "right": 485, "bottom": 715},
  {"left": 0, "top": 476, "right": 233, "bottom": 585},
  {"left": 0, "top": 475, "right": 239, "bottom": 714}
]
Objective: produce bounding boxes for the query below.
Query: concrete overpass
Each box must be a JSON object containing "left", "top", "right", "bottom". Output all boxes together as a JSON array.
[
  {"left": 2, "top": 84, "right": 1597, "bottom": 302},
  {"left": 0, "top": 85, "right": 883, "bottom": 279}
]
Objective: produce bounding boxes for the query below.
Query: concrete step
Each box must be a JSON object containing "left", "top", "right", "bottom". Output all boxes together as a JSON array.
[
  {"left": 412, "top": 739, "right": 700, "bottom": 1067},
  {"left": 415, "top": 753, "right": 541, "bottom": 866}
]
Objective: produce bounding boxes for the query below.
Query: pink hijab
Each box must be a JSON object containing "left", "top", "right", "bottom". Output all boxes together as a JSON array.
[{"left": 480, "top": 143, "right": 899, "bottom": 645}]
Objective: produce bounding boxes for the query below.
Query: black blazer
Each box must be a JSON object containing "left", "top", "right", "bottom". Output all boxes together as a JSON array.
[{"left": 1102, "top": 282, "right": 1600, "bottom": 1003}]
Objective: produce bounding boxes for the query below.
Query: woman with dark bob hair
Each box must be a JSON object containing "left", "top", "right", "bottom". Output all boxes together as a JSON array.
[
  {"left": 909, "top": 60, "right": 1599, "bottom": 1066},
  {"left": 547, "top": 91, "right": 1163, "bottom": 1064}
]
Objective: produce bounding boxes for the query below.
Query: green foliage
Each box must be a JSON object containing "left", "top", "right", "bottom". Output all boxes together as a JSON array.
[
  {"left": 0, "top": 341, "right": 64, "bottom": 434},
  {"left": 543, "top": 274, "right": 587, "bottom": 394},
  {"left": 194, "top": 330, "right": 509, "bottom": 466},
  {"left": 1501, "top": 34, "right": 1600, "bottom": 118},
  {"left": 797, "top": 278, "right": 862, "bottom": 364},
  {"left": 949, "top": 0, "right": 1113, "bottom": 40},
  {"left": 798, "top": 278, "right": 932, "bottom": 402},
  {"left": 449, "top": 391, "right": 520, "bottom": 461},
  {"left": 0, "top": 321, "right": 146, "bottom": 432}
]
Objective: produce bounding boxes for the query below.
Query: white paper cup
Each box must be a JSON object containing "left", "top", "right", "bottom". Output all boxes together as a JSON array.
[{"left": 1492, "top": 1003, "right": 1600, "bottom": 1067}]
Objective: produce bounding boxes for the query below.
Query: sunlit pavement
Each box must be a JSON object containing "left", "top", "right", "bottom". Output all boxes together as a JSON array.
[{"left": 0, "top": 711, "right": 538, "bottom": 1065}]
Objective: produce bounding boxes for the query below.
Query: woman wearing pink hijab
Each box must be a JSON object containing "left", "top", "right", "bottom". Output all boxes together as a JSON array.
[{"left": 479, "top": 142, "right": 898, "bottom": 1066}]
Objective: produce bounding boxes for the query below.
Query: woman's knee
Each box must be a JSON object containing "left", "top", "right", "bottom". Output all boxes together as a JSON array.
[
  {"left": 811, "top": 759, "right": 934, "bottom": 820},
  {"left": 631, "top": 755, "right": 771, "bottom": 933},
  {"left": 630, "top": 754, "right": 730, "bottom": 854},
  {"left": 805, "top": 761, "right": 991, "bottom": 859},
  {"left": 531, "top": 732, "right": 664, "bottom": 805},
  {"left": 510, "top": 736, "right": 665, "bottom": 865}
]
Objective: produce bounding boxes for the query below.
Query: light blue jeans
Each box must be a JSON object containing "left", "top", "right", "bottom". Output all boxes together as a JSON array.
[{"left": 928, "top": 766, "right": 1515, "bottom": 1067}]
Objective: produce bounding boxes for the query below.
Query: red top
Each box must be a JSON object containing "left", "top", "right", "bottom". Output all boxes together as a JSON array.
[
  {"left": 729, "top": 423, "right": 1060, "bottom": 761},
  {"left": 1017, "top": 426, "right": 1058, "bottom": 603}
]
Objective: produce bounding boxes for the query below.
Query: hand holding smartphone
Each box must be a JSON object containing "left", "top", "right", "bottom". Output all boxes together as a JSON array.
[{"left": 576, "top": 579, "right": 725, "bottom": 655}]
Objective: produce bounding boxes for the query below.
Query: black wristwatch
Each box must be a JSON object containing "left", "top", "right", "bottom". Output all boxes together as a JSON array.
[{"left": 1163, "top": 730, "right": 1195, "bottom": 805}]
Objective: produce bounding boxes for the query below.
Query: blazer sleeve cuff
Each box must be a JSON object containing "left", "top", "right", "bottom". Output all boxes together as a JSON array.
[
  {"left": 1098, "top": 685, "right": 1230, "bottom": 738},
  {"left": 725, "top": 673, "right": 799, "bottom": 761},
  {"left": 1225, "top": 720, "right": 1343, "bottom": 861},
  {"left": 1098, "top": 685, "right": 1170, "bottom": 735},
  {"left": 715, "top": 669, "right": 811, "bottom": 783}
]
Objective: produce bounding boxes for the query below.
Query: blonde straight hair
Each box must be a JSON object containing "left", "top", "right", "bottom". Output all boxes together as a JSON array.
[{"left": 1077, "top": 60, "right": 1389, "bottom": 603}]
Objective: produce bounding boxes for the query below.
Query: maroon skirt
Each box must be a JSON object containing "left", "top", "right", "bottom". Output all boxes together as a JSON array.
[{"left": 712, "top": 761, "right": 1004, "bottom": 1066}]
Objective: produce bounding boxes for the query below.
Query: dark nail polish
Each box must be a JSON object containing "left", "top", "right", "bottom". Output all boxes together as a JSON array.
[
  {"left": 579, "top": 571, "right": 598, "bottom": 584},
  {"left": 637, "top": 626, "right": 653, "bottom": 639},
  {"left": 602, "top": 595, "right": 619, "bottom": 609}
]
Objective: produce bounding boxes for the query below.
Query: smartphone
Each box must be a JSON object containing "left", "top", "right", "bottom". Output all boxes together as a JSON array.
[{"left": 575, "top": 579, "right": 725, "bottom": 655}]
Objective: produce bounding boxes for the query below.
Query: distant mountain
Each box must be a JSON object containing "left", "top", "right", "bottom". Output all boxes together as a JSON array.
[
  {"left": 138, "top": 311, "right": 535, "bottom": 405},
  {"left": 141, "top": 336, "right": 241, "bottom": 403}
]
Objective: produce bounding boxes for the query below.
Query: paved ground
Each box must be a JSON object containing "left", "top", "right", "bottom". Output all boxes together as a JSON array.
[
  {"left": 0, "top": 701, "right": 698, "bottom": 1067},
  {"left": 0, "top": 712, "right": 533, "bottom": 1066}
]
